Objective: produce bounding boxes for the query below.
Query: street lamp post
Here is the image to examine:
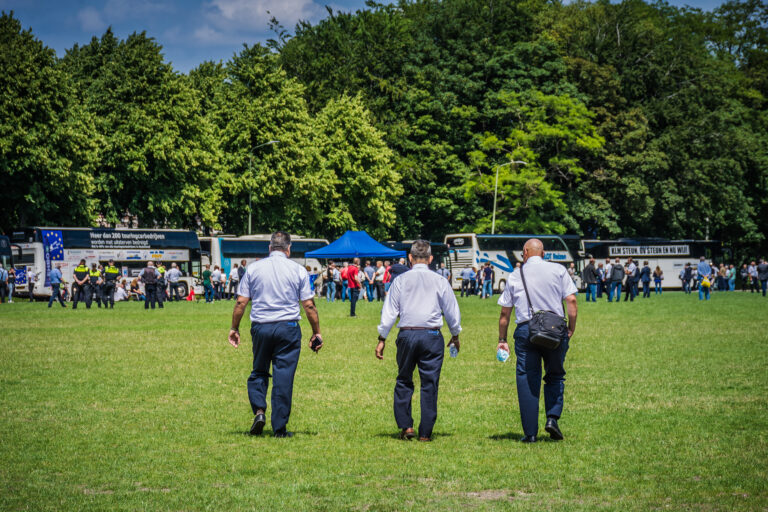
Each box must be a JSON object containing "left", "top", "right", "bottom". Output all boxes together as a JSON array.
[
  {"left": 247, "top": 140, "right": 280, "bottom": 235},
  {"left": 491, "top": 160, "right": 527, "bottom": 234}
]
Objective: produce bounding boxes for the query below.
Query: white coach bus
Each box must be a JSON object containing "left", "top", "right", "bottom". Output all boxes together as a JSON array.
[
  {"left": 11, "top": 227, "right": 202, "bottom": 298},
  {"left": 444, "top": 233, "right": 580, "bottom": 292},
  {"left": 199, "top": 234, "right": 329, "bottom": 279},
  {"left": 580, "top": 238, "right": 730, "bottom": 289}
]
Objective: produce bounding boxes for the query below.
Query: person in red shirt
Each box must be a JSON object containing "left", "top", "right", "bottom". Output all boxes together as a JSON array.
[
  {"left": 347, "top": 258, "right": 362, "bottom": 316},
  {"left": 383, "top": 260, "right": 392, "bottom": 295},
  {"left": 340, "top": 262, "right": 349, "bottom": 302}
]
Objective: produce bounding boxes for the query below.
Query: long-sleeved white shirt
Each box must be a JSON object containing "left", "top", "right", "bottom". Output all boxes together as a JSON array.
[{"left": 377, "top": 264, "right": 461, "bottom": 338}]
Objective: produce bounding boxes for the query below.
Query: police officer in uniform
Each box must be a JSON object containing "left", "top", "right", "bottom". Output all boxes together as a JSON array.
[
  {"left": 72, "top": 259, "right": 91, "bottom": 309},
  {"left": 376, "top": 240, "right": 462, "bottom": 442},
  {"left": 497, "top": 239, "right": 578, "bottom": 442},
  {"left": 89, "top": 263, "right": 103, "bottom": 307},
  {"left": 156, "top": 262, "right": 167, "bottom": 304},
  {"left": 228, "top": 231, "right": 322, "bottom": 438},
  {"left": 102, "top": 259, "right": 120, "bottom": 308},
  {"left": 140, "top": 261, "right": 163, "bottom": 310}
]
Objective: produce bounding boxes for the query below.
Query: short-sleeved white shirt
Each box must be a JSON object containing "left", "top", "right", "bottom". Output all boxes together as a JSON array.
[
  {"left": 237, "top": 251, "right": 314, "bottom": 323},
  {"left": 497, "top": 256, "right": 577, "bottom": 324}
]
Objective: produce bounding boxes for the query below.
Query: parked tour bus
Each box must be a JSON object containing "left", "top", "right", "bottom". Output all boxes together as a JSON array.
[
  {"left": 580, "top": 238, "right": 730, "bottom": 289},
  {"left": 11, "top": 227, "right": 202, "bottom": 298},
  {"left": 444, "top": 233, "right": 580, "bottom": 292},
  {"left": 383, "top": 241, "right": 452, "bottom": 273},
  {"left": 199, "top": 234, "right": 329, "bottom": 280}
]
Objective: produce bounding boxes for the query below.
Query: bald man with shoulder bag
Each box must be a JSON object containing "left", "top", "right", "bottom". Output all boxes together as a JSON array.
[{"left": 497, "top": 239, "right": 578, "bottom": 443}]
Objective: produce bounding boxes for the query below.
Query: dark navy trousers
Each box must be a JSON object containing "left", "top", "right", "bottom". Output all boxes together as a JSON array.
[
  {"left": 248, "top": 321, "right": 302, "bottom": 434},
  {"left": 513, "top": 323, "right": 569, "bottom": 437},
  {"left": 394, "top": 329, "right": 444, "bottom": 439}
]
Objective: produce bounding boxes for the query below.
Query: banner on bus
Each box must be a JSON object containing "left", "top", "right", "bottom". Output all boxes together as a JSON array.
[
  {"left": 54, "top": 229, "right": 199, "bottom": 250},
  {"left": 609, "top": 245, "right": 690, "bottom": 257},
  {"left": 64, "top": 248, "right": 190, "bottom": 262}
]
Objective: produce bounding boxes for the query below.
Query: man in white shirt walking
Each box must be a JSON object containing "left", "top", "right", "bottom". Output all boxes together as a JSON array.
[
  {"left": 228, "top": 232, "right": 322, "bottom": 438},
  {"left": 497, "top": 239, "right": 578, "bottom": 443},
  {"left": 376, "top": 240, "right": 461, "bottom": 442}
]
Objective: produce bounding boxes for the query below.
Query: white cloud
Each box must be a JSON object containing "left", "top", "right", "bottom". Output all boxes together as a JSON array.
[
  {"left": 103, "top": 0, "right": 173, "bottom": 19},
  {"left": 192, "top": 24, "right": 235, "bottom": 44},
  {"left": 204, "top": 0, "right": 322, "bottom": 31},
  {"left": 77, "top": 7, "right": 108, "bottom": 32}
]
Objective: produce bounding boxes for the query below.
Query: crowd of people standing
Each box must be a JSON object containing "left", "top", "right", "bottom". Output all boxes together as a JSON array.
[{"left": 578, "top": 256, "right": 768, "bottom": 301}]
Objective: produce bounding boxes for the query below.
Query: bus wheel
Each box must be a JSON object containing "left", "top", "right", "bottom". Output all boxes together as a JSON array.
[
  {"left": 178, "top": 283, "right": 188, "bottom": 299},
  {"left": 498, "top": 279, "right": 506, "bottom": 293}
]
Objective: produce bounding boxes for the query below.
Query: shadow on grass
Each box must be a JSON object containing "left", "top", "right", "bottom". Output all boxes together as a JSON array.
[
  {"left": 374, "top": 432, "right": 455, "bottom": 440},
  {"left": 489, "top": 432, "right": 560, "bottom": 443},
  {"left": 228, "top": 430, "right": 319, "bottom": 437}
]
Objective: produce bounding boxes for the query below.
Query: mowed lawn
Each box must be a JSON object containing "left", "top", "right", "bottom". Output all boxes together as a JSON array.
[{"left": 1, "top": 291, "right": 767, "bottom": 511}]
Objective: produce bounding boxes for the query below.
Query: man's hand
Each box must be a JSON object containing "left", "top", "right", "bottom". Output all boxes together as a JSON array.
[
  {"left": 448, "top": 335, "right": 460, "bottom": 353},
  {"left": 228, "top": 329, "right": 240, "bottom": 348},
  {"left": 497, "top": 341, "right": 510, "bottom": 355},
  {"left": 375, "top": 340, "right": 385, "bottom": 360},
  {"left": 568, "top": 327, "right": 575, "bottom": 339},
  {"left": 309, "top": 333, "right": 323, "bottom": 352}
]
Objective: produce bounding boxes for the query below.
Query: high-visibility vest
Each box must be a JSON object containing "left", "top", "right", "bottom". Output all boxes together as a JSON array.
[{"left": 104, "top": 266, "right": 120, "bottom": 281}]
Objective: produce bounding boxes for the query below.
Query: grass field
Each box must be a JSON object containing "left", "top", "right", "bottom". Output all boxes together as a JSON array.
[{"left": 1, "top": 291, "right": 767, "bottom": 511}]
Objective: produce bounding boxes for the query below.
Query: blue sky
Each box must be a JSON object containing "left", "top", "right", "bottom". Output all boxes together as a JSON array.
[{"left": 4, "top": 0, "right": 728, "bottom": 73}]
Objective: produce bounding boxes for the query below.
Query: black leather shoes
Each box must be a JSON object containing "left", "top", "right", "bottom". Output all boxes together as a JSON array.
[
  {"left": 545, "top": 417, "right": 564, "bottom": 440},
  {"left": 520, "top": 435, "right": 537, "bottom": 443},
  {"left": 400, "top": 428, "right": 415, "bottom": 440},
  {"left": 249, "top": 413, "right": 266, "bottom": 436},
  {"left": 274, "top": 431, "right": 294, "bottom": 438}
]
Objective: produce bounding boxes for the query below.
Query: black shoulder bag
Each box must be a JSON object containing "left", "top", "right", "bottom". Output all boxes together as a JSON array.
[{"left": 519, "top": 265, "right": 568, "bottom": 350}]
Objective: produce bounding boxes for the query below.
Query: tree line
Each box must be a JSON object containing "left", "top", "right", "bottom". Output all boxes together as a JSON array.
[{"left": 1, "top": 0, "right": 766, "bottom": 257}]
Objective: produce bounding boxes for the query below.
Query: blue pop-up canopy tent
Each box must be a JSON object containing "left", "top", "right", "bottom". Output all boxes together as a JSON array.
[{"left": 306, "top": 231, "right": 406, "bottom": 259}]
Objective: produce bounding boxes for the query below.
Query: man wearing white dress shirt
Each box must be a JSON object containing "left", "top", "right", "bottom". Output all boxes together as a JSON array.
[
  {"left": 376, "top": 240, "right": 461, "bottom": 442},
  {"left": 497, "top": 239, "right": 578, "bottom": 443},
  {"left": 228, "top": 231, "right": 322, "bottom": 438}
]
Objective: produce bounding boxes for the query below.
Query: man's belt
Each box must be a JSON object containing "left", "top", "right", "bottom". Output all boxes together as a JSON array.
[{"left": 399, "top": 326, "right": 440, "bottom": 331}]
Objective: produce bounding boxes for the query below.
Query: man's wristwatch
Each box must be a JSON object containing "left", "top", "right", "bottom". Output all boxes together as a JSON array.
[
  {"left": 230, "top": 328, "right": 239, "bottom": 333},
  {"left": 498, "top": 338, "right": 507, "bottom": 343}
]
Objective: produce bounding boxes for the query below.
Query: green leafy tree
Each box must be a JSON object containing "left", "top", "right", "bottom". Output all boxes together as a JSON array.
[
  {"left": 310, "top": 93, "right": 402, "bottom": 239},
  {"left": 0, "top": 12, "right": 98, "bottom": 231},
  {"left": 61, "top": 29, "right": 222, "bottom": 228},
  {"left": 467, "top": 89, "right": 604, "bottom": 234}
]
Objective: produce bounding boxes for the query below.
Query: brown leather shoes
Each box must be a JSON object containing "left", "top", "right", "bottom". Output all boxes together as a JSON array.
[
  {"left": 418, "top": 437, "right": 431, "bottom": 442},
  {"left": 400, "top": 428, "right": 415, "bottom": 440}
]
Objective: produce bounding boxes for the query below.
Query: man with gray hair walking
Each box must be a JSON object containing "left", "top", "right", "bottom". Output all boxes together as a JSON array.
[
  {"left": 376, "top": 240, "right": 462, "bottom": 442},
  {"left": 229, "top": 231, "right": 322, "bottom": 438}
]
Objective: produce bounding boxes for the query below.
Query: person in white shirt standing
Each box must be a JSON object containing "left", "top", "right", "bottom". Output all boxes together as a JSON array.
[
  {"left": 376, "top": 240, "right": 461, "bottom": 442},
  {"left": 211, "top": 266, "right": 222, "bottom": 301},
  {"left": 226, "top": 263, "right": 240, "bottom": 300},
  {"left": 497, "top": 239, "right": 578, "bottom": 443},
  {"left": 374, "top": 260, "right": 386, "bottom": 301},
  {"left": 228, "top": 231, "right": 322, "bottom": 438},
  {"left": 27, "top": 267, "right": 39, "bottom": 302},
  {"left": 166, "top": 263, "right": 183, "bottom": 301}
]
